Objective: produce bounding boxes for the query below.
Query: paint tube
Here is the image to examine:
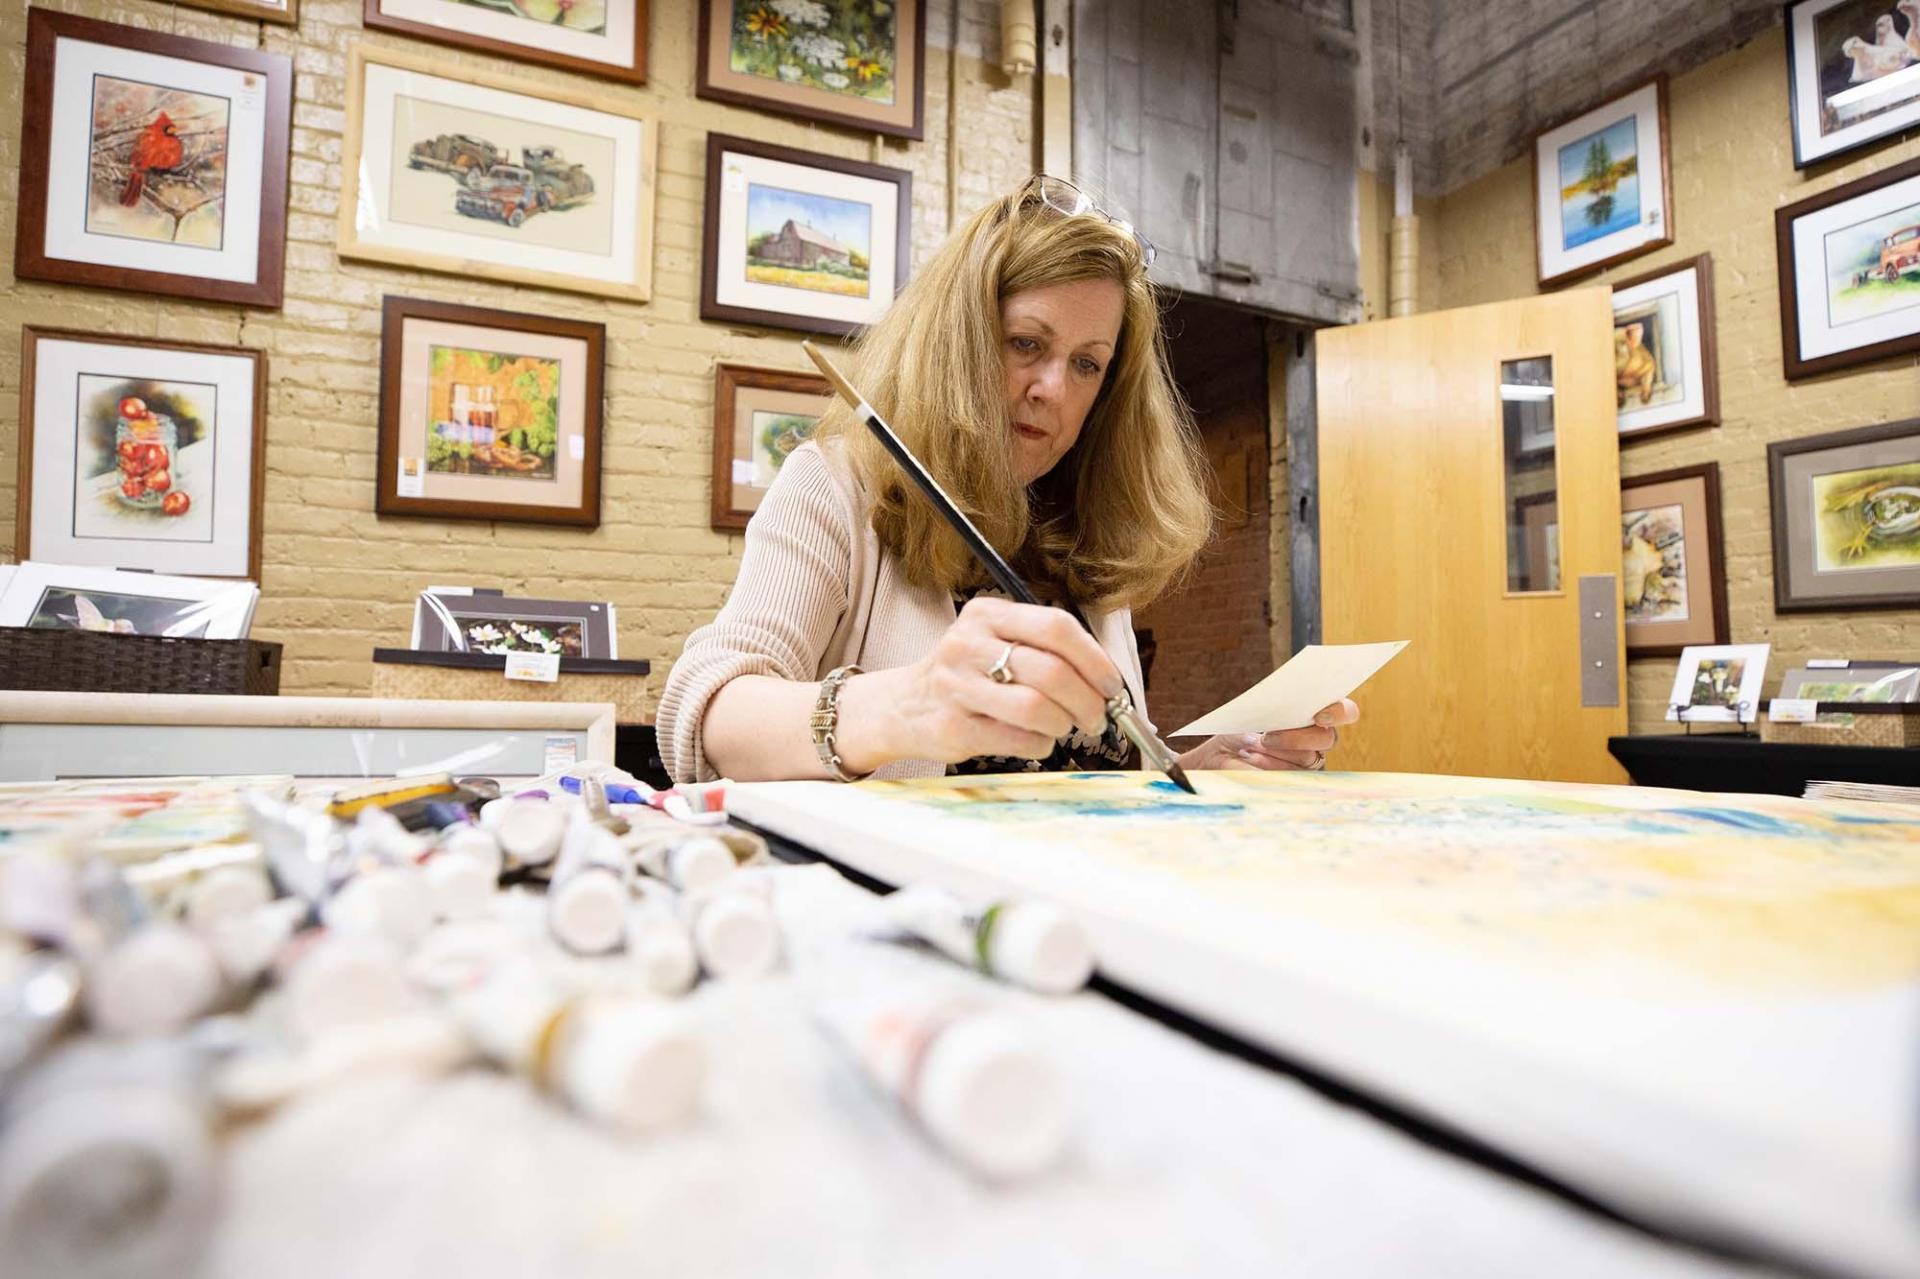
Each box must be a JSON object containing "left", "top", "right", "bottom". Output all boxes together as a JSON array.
[
  {"left": 624, "top": 888, "right": 699, "bottom": 997},
  {"left": 201, "top": 898, "right": 308, "bottom": 989},
  {"left": 420, "top": 825, "right": 502, "bottom": 922},
  {"left": 489, "top": 798, "right": 566, "bottom": 869},
  {"left": 0, "top": 944, "right": 82, "bottom": 1088},
  {"left": 0, "top": 1036, "right": 217, "bottom": 1279},
  {"left": 456, "top": 957, "right": 706, "bottom": 1132},
  {"left": 274, "top": 930, "right": 418, "bottom": 1042},
  {"left": 814, "top": 982, "right": 1068, "bottom": 1181},
  {"left": 547, "top": 809, "right": 631, "bottom": 956},
  {"left": 660, "top": 877, "right": 780, "bottom": 979},
  {"left": 884, "top": 884, "right": 1095, "bottom": 995},
  {"left": 242, "top": 790, "right": 340, "bottom": 908},
  {"left": 213, "top": 1013, "right": 470, "bottom": 1117},
  {"left": 73, "top": 858, "right": 222, "bottom": 1039},
  {"left": 123, "top": 842, "right": 273, "bottom": 933},
  {"left": 628, "top": 833, "right": 738, "bottom": 893}
]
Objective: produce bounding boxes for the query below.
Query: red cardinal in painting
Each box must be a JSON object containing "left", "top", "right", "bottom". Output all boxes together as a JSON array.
[{"left": 120, "top": 112, "right": 183, "bottom": 208}]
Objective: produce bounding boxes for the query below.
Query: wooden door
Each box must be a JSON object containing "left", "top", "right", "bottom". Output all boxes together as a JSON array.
[{"left": 1317, "top": 288, "right": 1627, "bottom": 783}]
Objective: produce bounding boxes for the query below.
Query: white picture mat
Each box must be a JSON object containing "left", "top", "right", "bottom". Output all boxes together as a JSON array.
[
  {"left": 1790, "top": 171, "right": 1920, "bottom": 362},
  {"left": 354, "top": 62, "right": 642, "bottom": 287},
  {"left": 1665, "top": 642, "right": 1770, "bottom": 722},
  {"left": 1535, "top": 81, "right": 1667, "bottom": 280},
  {"left": 30, "top": 338, "right": 256, "bottom": 576},
  {"left": 0, "top": 561, "right": 257, "bottom": 638},
  {"left": 1790, "top": 0, "right": 1920, "bottom": 164},
  {"left": 729, "top": 777, "right": 1920, "bottom": 1278},
  {"left": 1613, "top": 265, "right": 1707, "bottom": 433},
  {"left": 375, "top": 0, "right": 639, "bottom": 69},
  {"left": 42, "top": 35, "right": 267, "bottom": 284},
  {"left": 713, "top": 149, "right": 901, "bottom": 327}
]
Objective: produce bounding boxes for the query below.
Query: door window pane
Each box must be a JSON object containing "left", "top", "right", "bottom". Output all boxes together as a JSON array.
[{"left": 1502, "top": 357, "right": 1559, "bottom": 593}]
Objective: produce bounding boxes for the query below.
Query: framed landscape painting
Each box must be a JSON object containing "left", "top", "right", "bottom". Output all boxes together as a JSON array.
[
  {"left": 697, "top": 0, "right": 925, "bottom": 139},
  {"left": 1531, "top": 77, "right": 1673, "bottom": 289},
  {"left": 1785, "top": 0, "right": 1920, "bottom": 168},
  {"left": 711, "top": 363, "right": 833, "bottom": 530},
  {"left": 1620, "top": 463, "right": 1729, "bottom": 658},
  {"left": 701, "top": 134, "right": 911, "bottom": 336},
  {"left": 377, "top": 296, "right": 605, "bottom": 527},
  {"left": 1611, "top": 254, "right": 1719, "bottom": 441},
  {"left": 1768, "top": 418, "right": 1920, "bottom": 611},
  {"left": 18, "top": 328, "right": 267, "bottom": 580},
  {"left": 1775, "top": 154, "right": 1920, "bottom": 379},
  {"left": 364, "top": 0, "right": 647, "bottom": 84},
  {"left": 341, "top": 44, "right": 657, "bottom": 301},
  {"left": 14, "top": 10, "right": 292, "bottom": 307}
]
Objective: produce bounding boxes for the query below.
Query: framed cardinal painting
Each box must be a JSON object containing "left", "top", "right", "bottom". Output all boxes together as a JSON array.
[{"left": 14, "top": 10, "right": 293, "bottom": 308}]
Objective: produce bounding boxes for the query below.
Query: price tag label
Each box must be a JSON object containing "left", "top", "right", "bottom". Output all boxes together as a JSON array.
[
  {"left": 1770, "top": 698, "right": 1818, "bottom": 723},
  {"left": 504, "top": 651, "right": 560, "bottom": 683},
  {"left": 543, "top": 735, "right": 577, "bottom": 774}
]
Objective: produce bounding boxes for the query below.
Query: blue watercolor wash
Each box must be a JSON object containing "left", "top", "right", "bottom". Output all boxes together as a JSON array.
[{"left": 1670, "top": 808, "right": 1800, "bottom": 835}]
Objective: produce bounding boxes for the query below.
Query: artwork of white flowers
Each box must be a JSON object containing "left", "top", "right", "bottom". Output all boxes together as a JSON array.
[{"left": 698, "top": 0, "right": 925, "bottom": 139}]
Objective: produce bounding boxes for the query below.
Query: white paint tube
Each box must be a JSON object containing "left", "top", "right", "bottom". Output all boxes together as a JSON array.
[
  {"left": 663, "top": 878, "right": 780, "bottom": 980},
  {"left": 814, "top": 984, "right": 1068, "bottom": 1181},
  {"left": 123, "top": 842, "right": 273, "bottom": 933},
  {"left": 321, "top": 864, "right": 434, "bottom": 952},
  {"left": 73, "top": 859, "right": 222, "bottom": 1040},
  {"left": 547, "top": 810, "right": 631, "bottom": 956},
  {"left": 491, "top": 798, "right": 565, "bottom": 869},
  {"left": 628, "top": 833, "right": 738, "bottom": 893},
  {"left": 213, "top": 1013, "right": 471, "bottom": 1117},
  {"left": 884, "top": 884, "right": 1095, "bottom": 995},
  {"left": 423, "top": 825, "right": 502, "bottom": 921},
  {"left": 624, "top": 888, "right": 698, "bottom": 997},
  {"left": 201, "top": 898, "right": 309, "bottom": 989},
  {"left": 0, "top": 947, "right": 82, "bottom": 1088},
  {"left": 275, "top": 930, "right": 418, "bottom": 1042}
]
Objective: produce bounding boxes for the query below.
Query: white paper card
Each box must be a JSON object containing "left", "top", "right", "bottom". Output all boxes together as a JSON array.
[
  {"left": 504, "top": 651, "right": 560, "bottom": 683},
  {"left": 1173, "top": 641, "right": 1409, "bottom": 737},
  {"left": 1770, "top": 698, "right": 1818, "bottom": 724},
  {"left": 543, "top": 735, "right": 578, "bottom": 773}
]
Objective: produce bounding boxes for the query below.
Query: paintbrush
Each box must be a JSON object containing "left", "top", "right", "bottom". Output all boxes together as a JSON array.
[{"left": 800, "top": 340, "right": 1197, "bottom": 795}]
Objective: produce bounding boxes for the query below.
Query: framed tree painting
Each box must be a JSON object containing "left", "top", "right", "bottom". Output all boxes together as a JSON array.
[
  {"left": 1611, "top": 254, "right": 1719, "bottom": 442},
  {"left": 1785, "top": 0, "right": 1920, "bottom": 169},
  {"left": 14, "top": 10, "right": 292, "bottom": 308},
  {"left": 340, "top": 44, "right": 658, "bottom": 302},
  {"left": 1620, "top": 463, "right": 1729, "bottom": 658},
  {"left": 1768, "top": 418, "right": 1920, "bottom": 611},
  {"left": 364, "top": 0, "right": 648, "bottom": 85},
  {"left": 18, "top": 328, "right": 267, "bottom": 580},
  {"left": 701, "top": 134, "right": 911, "bottom": 336},
  {"left": 377, "top": 296, "right": 605, "bottom": 527},
  {"left": 178, "top": 0, "right": 300, "bottom": 24},
  {"left": 697, "top": 0, "right": 925, "bottom": 140},
  {"left": 711, "top": 363, "right": 833, "bottom": 530},
  {"left": 1531, "top": 77, "right": 1673, "bottom": 289},
  {"left": 1775, "top": 154, "right": 1920, "bottom": 380}
]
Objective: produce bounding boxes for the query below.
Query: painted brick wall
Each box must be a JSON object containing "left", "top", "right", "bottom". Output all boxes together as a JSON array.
[
  {"left": 1427, "top": 26, "right": 1920, "bottom": 734},
  {"left": 0, "top": 0, "right": 1038, "bottom": 699}
]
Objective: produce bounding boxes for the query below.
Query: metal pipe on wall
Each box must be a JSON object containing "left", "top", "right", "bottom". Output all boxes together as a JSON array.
[{"left": 1389, "top": 141, "right": 1419, "bottom": 318}]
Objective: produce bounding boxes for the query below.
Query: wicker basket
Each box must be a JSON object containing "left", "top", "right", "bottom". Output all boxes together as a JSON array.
[
  {"left": 1761, "top": 705, "right": 1920, "bottom": 748},
  {"left": 0, "top": 627, "right": 282, "bottom": 695},
  {"left": 371, "top": 649, "right": 652, "bottom": 722}
]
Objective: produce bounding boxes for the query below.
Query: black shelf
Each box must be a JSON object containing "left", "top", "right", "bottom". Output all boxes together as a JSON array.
[{"left": 1608, "top": 734, "right": 1920, "bottom": 796}]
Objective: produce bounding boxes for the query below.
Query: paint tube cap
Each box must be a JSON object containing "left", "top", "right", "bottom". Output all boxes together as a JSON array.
[
  {"left": 422, "top": 849, "right": 497, "bottom": 922},
  {"left": 669, "top": 836, "right": 735, "bottom": 892},
  {"left": 86, "top": 923, "right": 222, "bottom": 1038},
  {"left": 205, "top": 898, "right": 307, "bottom": 987},
  {"left": 322, "top": 867, "right": 434, "bottom": 950},
  {"left": 496, "top": 801, "right": 563, "bottom": 867},
  {"left": 549, "top": 869, "right": 627, "bottom": 955},
  {"left": 183, "top": 863, "right": 273, "bottom": 932},
  {"left": 689, "top": 892, "right": 779, "bottom": 979},
  {"left": 440, "top": 824, "right": 502, "bottom": 868},
  {"left": 991, "top": 902, "right": 1095, "bottom": 995},
  {"left": 284, "top": 933, "right": 415, "bottom": 1041},
  {"left": 558, "top": 1003, "right": 706, "bottom": 1132},
  {"left": 626, "top": 912, "right": 698, "bottom": 997},
  {"left": 916, "top": 1013, "right": 1067, "bottom": 1180}
]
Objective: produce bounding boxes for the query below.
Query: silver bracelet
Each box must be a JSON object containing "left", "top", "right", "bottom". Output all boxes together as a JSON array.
[{"left": 810, "top": 664, "right": 871, "bottom": 783}]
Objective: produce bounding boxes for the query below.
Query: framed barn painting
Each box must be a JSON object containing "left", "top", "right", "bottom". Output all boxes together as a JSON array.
[
  {"left": 364, "top": 0, "right": 648, "bottom": 85},
  {"left": 1531, "top": 77, "right": 1673, "bottom": 289},
  {"left": 711, "top": 362, "right": 833, "bottom": 530},
  {"left": 340, "top": 44, "right": 658, "bottom": 302},
  {"left": 1768, "top": 418, "right": 1920, "bottom": 611},
  {"left": 696, "top": 0, "right": 925, "bottom": 140},
  {"left": 1610, "top": 254, "right": 1719, "bottom": 442},
  {"left": 701, "top": 133, "right": 911, "bottom": 336},
  {"left": 1775, "top": 154, "right": 1920, "bottom": 379},
  {"left": 14, "top": 10, "right": 292, "bottom": 308},
  {"left": 1785, "top": 0, "right": 1920, "bottom": 168},
  {"left": 1620, "top": 463, "right": 1729, "bottom": 658},
  {"left": 18, "top": 327, "right": 267, "bottom": 580},
  {"left": 377, "top": 296, "right": 605, "bottom": 527}
]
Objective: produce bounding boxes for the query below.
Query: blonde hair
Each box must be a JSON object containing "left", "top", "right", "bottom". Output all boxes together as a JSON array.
[{"left": 813, "top": 182, "right": 1212, "bottom": 611}]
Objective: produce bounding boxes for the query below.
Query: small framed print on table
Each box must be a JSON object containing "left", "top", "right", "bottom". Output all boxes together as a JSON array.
[
  {"left": 413, "top": 590, "right": 616, "bottom": 658},
  {"left": 1531, "top": 77, "right": 1673, "bottom": 289},
  {"left": 696, "top": 0, "right": 926, "bottom": 140},
  {"left": 1768, "top": 418, "right": 1920, "bottom": 612},
  {"left": 711, "top": 363, "right": 833, "bottom": 531},
  {"left": 364, "top": 0, "right": 648, "bottom": 85},
  {"left": 1785, "top": 0, "right": 1920, "bottom": 169},
  {"left": 701, "top": 134, "right": 912, "bottom": 337},
  {"left": 341, "top": 44, "right": 658, "bottom": 302},
  {"left": 14, "top": 10, "right": 292, "bottom": 308},
  {"left": 1775, "top": 154, "right": 1920, "bottom": 380},
  {"left": 18, "top": 328, "right": 267, "bottom": 580},
  {"left": 377, "top": 297, "right": 605, "bottom": 528},
  {"left": 0, "top": 562, "right": 258, "bottom": 639},
  {"left": 1620, "top": 463, "right": 1729, "bottom": 658},
  {"left": 1611, "top": 254, "right": 1719, "bottom": 442},
  {"left": 1665, "top": 643, "right": 1770, "bottom": 725}
]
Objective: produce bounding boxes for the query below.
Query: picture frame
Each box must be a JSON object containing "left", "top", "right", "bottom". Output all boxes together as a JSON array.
[
  {"left": 1665, "top": 643, "right": 1770, "bottom": 724},
  {"left": 340, "top": 44, "right": 658, "bottom": 302},
  {"left": 411, "top": 590, "right": 617, "bottom": 659},
  {"left": 376, "top": 296, "right": 605, "bottom": 528},
  {"left": 1620, "top": 463, "right": 1730, "bottom": 658},
  {"left": 1512, "top": 490, "right": 1561, "bottom": 593},
  {"left": 1611, "top": 254, "right": 1719, "bottom": 441},
  {"left": 363, "top": 0, "right": 648, "bottom": 85},
  {"left": 1778, "top": 661, "right": 1920, "bottom": 703},
  {"left": 1785, "top": 0, "right": 1920, "bottom": 169},
  {"left": 696, "top": 0, "right": 926, "bottom": 140},
  {"left": 1774, "top": 154, "right": 1920, "bottom": 380},
  {"left": 702, "top": 134, "right": 912, "bottom": 337},
  {"left": 14, "top": 10, "right": 293, "bottom": 308},
  {"left": 0, "top": 562, "right": 258, "bottom": 640},
  {"left": 1767, "top": 417, "right": 1920, "bottom": 611},
  {"left": 176, "top": 0, "right": 300, "bottom": 25},
  {"left": 711, "top": 363, "right": 834, "bottom": 531},
  {"left": 1531, "top": 77, "right": 1673, "bottom": 289},
  {"left": 18, "top": 327, "right": 268, "bottom": 581}
]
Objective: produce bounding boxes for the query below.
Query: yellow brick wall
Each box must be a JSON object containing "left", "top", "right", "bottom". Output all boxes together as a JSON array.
[
  {"left": 1423, "top": 27, "right": 1920, "bottom": 734},
  {"left": 0, "top": 0, "right": 1037, "bottom": 697}
]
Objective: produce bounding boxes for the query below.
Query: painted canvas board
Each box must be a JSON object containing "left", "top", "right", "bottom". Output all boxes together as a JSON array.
[{"left": 730, "top": 770, "right": 1920, "bottom": 1276}]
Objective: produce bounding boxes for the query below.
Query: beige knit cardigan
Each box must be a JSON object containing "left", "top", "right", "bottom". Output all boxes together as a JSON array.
[{"left": 657, "top": 441, "right": 1154, "bottom": 783}]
